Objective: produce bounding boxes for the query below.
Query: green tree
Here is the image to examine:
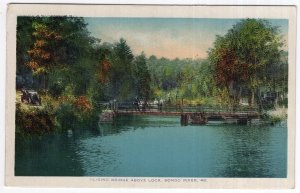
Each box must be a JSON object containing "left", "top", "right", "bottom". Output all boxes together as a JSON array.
[
  {"left": 109, "top": 38, "right": 135, "bottom": 100},
  {"left": 134, "top": 53, "right": 151, "bottom": 101},
  {"left": 21, "top": 17, "right": 98, "bottom": 93},
  {"left": 27, "top": 20, "right": 63, "bottom": 89},
  {"left": 16, "top": 17, "right": 36, "bottom": 89},
  {"left": 209, "top": 19, "right": 284, "bottom": 107}
]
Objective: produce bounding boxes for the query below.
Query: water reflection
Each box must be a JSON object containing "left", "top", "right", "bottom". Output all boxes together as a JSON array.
[
  {"left": 15, "top": 116, "right": 287, "bottom": 177},
  {"left": 212, "top": 124, "right": 287, "bottom": 177},
  {"left": 15, "top": 134, "right": 85, "bottom": 176},
  {"left": 97, "top": 115, "right": 178, "bottom": 137}
]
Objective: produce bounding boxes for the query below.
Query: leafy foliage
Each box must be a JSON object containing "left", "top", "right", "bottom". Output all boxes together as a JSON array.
[
  {"left": 16, "top": 103, "right": 55, "bottom": 135},
  {"left": 73, "top": 96, "right": 92, "bottom": 113},
  {"left": 108, "top": 38, "right": 135, "bottom": 100},
  {"left": 208, "top": 19, "right": 285, "bottom": 107},
  {"left": 134, "top": 53, "right": 151, "bottom": 100},
  {"left": 16, "top": 17, "right": 288, "bottom": 136}
]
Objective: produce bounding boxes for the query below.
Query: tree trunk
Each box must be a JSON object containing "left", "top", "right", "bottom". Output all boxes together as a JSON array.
[
  {"left": 44, "top": 74, "right": 46, "bottom": 90},
  {"left": 43, "top": 73, "right": 49, "bottom": 91},
  {"left": 249, "top": 89, "right": 255, "bottom": 107},
  {"left": 251, "top": 89, "right": 255, "bottom": 107}
]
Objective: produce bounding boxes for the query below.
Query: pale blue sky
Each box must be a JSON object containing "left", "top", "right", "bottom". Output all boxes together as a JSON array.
[{"left": 85, "top": 18, "right": 288, "bottom": 59}]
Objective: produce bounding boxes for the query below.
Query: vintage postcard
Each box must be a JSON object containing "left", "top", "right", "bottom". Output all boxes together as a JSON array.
[{"left": 6, "top": 4, "right": 296, "bottom": 188}]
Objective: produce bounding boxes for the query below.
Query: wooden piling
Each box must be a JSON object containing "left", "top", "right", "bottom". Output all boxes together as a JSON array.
[
  {"left": 181, "top": 114, "right": 189, "bottom": 126},
  {"left": 237, "top": 118, "right": 248, "bottom": 125}
]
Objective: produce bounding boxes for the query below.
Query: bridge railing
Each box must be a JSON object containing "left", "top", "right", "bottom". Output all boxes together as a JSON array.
[{"left": 95, "top": 101, "right": 258, "bottom": 114}]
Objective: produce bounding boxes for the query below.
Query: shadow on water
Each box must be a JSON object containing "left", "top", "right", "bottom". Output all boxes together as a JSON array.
[
  {"left": 15, "top": 133, "right": 85, "bottom": 176},
  {"left": 15, "top": 115, "right": 148, "bottom": 176},
  {"left": 212, "top": 122, "right": 287, "bottom": 178},
  {"left": 97, "top": 115, "right": 178, "bottom": 137},
  {"left": 83, "top": 115, "right": 144, "bottom": 137}
]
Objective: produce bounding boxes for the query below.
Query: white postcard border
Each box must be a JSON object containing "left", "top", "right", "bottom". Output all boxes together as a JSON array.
[{"left": 5, "top": 4, "right": 297, "bottom": 188}]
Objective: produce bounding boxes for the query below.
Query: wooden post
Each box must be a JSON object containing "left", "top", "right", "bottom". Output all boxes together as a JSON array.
[
  {"left": 181, "top": 114, "right": 189, "bottom": 126},
  {"left": 175, "top": 95, "right": 177, "bottom": 112}
]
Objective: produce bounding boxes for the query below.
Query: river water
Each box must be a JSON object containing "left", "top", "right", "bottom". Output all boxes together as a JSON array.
[{"left": 15, "top": 115, "right": 287, "bottom": 177}]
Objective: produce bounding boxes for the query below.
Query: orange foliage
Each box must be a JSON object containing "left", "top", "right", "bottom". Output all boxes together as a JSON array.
[
  {"left": 28, "top": 49, "right": 51, "bottom": 60},
  {"left": 73, "top": 96, "right": 92, "bottom": 113},
  {"left": 34, "top": 40, "right": 46, "bottom": 47},
  {"left": 27, "top": 61, "right": 39, "bottom": 70},
  {"left": 215, "top": 48, "right": 251, "bottom": 87},
  {"left": 26, "top": 24, "right": 62, "bottom": 71},
  {"left": 15, "top": 104, "right": 55, "bottom": 135}
]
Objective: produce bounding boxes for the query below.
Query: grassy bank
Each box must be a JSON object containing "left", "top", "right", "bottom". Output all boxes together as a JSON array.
[
  {"left": 261, "top": 107, "right": 287, "bottom": 124},
  {"left": 16, "top": 91, "right": 101, "bottom": 136}
]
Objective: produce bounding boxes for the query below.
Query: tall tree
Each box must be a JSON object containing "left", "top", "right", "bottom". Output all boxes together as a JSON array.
[
  {"left": 209, "top": 19, "right": 284, "bottom": 107},
  {"left": 16, "top": 17, "right": 36, "bottom": 89},
  {"left": 21, "top": 17, "right": 98, "bottom": 93},
  {"left": 27, "top": 20, "right": 62, "bottom": 89},
  {"left": 134, "top": 53, "right": 151, "bottom": 101},
  {"left": 109, "top": 38, "right": 135, "bottom": 100}
]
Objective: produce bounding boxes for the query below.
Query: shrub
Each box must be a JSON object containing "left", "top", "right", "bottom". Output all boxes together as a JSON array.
[
  {"left": 73, "top": 96, "right": 92, "bottom": 113},
  {"left": 15, "top": 103, "right": 55, "bottom": 135},
  {"left": 55, "top": 103, "right": 77, "bottom": 130},
  {"left": 49, "top": 82, "right": 64, "bottom": 98}
]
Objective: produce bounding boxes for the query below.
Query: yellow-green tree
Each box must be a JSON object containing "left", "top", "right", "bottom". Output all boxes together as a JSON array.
[{"left": 209, "top": 19, "right": 284, "bottom": 107}]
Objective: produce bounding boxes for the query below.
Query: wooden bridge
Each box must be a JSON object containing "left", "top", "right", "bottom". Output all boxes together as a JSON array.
[{"left": 97, "top": 101, "right": 260, "bottom": 125}]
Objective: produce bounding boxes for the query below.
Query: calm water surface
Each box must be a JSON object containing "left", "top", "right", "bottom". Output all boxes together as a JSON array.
[{"left": 15, "top": 116, "right": 287, "bottom": 177}]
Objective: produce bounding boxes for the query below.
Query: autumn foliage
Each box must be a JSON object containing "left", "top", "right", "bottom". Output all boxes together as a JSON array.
[
  {"left": 58, "top": 95, "right": 92, "bottom": 113},
  {"left": 73, "top": 96, "right": 92, "bottom": 113},
  {"left": 98, "top": 58, "right": 111, "bottom": 83},
  {"left": 209, "top": 19, "right": 283, "bottom": 98},
  {"left": 214, "top": 47, "right": 250, "bottom": 87},
  {"left": 16, "top": 103, "right": 55, "bottom": 135},
  {"left": 26, "top": 23, "right": 62, "bottom": 72}
]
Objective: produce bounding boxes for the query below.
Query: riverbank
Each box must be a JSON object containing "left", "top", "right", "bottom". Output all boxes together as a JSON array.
[
  {"left": 15, "top": 91, "right": 100, "bottom": 136},
  {"left": 16, "top": 90, "right": 288, "bottom": 136},
  {"left": 262, "top": 107, "right": 288, "bottom": 124}
]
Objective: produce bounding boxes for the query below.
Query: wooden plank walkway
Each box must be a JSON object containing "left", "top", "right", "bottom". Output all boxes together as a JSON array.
[
  {"left": 98, "top": 102, "right": 260, "bottom": 125},
  {"left": 116, "top": 110, "right": 259, "bottom": 119}
]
